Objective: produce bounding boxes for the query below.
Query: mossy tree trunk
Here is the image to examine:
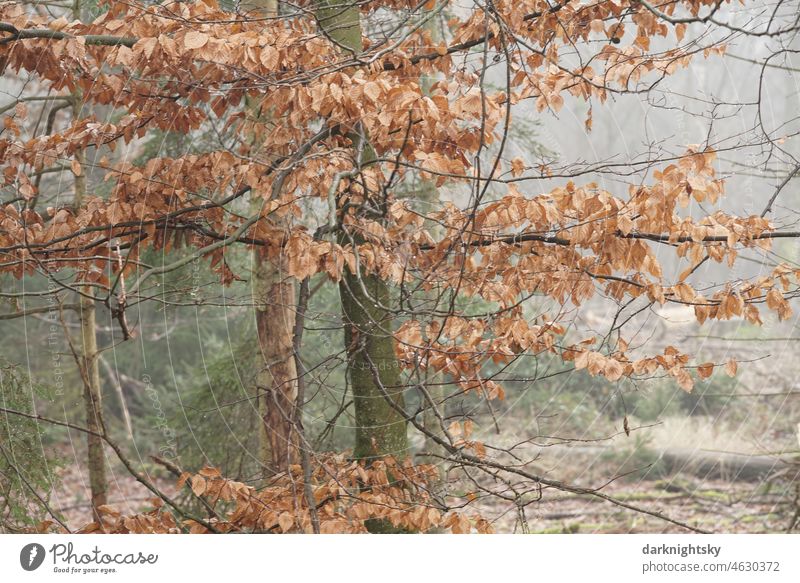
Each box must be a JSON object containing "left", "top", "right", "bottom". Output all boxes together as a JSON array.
[
  {"left": 314, "top": 0, "right": 408, "bottom": 462},
  {"left": 340, "top": 268, "right": 407, "bottom": 460}
]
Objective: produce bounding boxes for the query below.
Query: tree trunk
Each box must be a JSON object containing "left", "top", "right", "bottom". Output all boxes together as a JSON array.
[
  {"left": 340, "top": 269, "right": 407, "bottom": 460},
  {"left": 78, "top": 289, "right": 108, "bottom": 523},
  {"left": 73, "top": 143, "right": 108, "bottom": 523},
  {"left": 253, "top": 247, "right": 299, "bottom": 474},
  {"left": 314, "top": 0, "right": 409, "bottom": 462},
  {"left": 246, "top": 0, "right": 300, "bottom": 477}
]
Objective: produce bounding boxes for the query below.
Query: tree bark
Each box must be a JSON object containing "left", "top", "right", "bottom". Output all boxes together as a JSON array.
[
  {"left": 247, "top": 0, "right": 300, "bottom": 476},
  {"left": 340, "top": 268, "right": 407, "bottom": 460},
  {"left": 64, "top": 0, "right": 107, "bottom": 527},
  {"left": 73, "top": 143, "right": 108, "bottom": 523},
  {"left": 78, "top": 289, "right": 108, "bottom": 522},
  {"left": 253, "top": 247, "right": 300, "bottom": 474},
  {"left": 314, "top": 0, "right": 409, "bottom": 462}
]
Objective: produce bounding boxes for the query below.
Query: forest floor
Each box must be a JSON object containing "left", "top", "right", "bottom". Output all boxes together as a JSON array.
[
  {"left": 463, "top": 416, "right": 800, "bottom": 533},
  {"left": 47, "top": 445, "right": 799, "bottom": 534},
  {"left": 48, "top": 457, "right": 177, "bottom": 531},
  {"left": 474, "top": 478, "right": 798, "bottom": 533}
]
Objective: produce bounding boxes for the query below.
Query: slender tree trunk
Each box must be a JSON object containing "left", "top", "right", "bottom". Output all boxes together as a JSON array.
[
  {"left": 69, "top": 0, "right": 109, "bottom": 513},
  {"left": 78, "top": 288, "right": 108, "bottom": 522},
  {"left": 73, "top": 144, "right": 108, "bottom": 522},
  {"left": 246, "top": 0, "right": 300, "bottom": 476},
  {"left": 314, "top": 0, "right": 408, "bottom": 461},
  {"left": 66, "top": 0, "right": 107, "bottom": 526}
]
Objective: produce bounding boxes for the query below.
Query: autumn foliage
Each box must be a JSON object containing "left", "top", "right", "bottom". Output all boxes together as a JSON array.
[
  {"left": 1, "top": 0, "right": 798, "bottom": 533},
  {"left": 68, "top": 457, "right": 486, "bottom": 534}
]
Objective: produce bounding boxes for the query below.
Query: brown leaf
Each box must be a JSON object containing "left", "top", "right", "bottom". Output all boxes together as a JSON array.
[
  {"left": 97, "top": 504, "right": 120, "bottom": 517},
  {"left": 190, "top": 475, "right": 206, "bottom": 497},
  {"left": 260, "top": 46, "right": 279, "bottom": 69},
  {"left": 198, "top": 466, "right": 221, "bottom": 478},
  {"left": 363, "top": 81, "right": 381, "bottom": 102},
  {"left": 676, "top": 367, "right": 694, "bottom": 392},
  {"left": 278, "top": 512, "right": 294, "bottom": 533},
  {"left": 510, "top": 157, "right": 525, "bottom": 177},
  {"left": 184, "top": 31, "right": 209, "bottom": 50},
  {"left": 697, "top": 362, "right": 714, "bottom": 379}
]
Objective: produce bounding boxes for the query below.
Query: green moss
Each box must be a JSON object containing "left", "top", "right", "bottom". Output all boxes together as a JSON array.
[
  {"left": 340, "top": 269, "right": 408, "bottom": 460},
  {"left": 316, "top": 0, "right": 408, "bottom": 533}
]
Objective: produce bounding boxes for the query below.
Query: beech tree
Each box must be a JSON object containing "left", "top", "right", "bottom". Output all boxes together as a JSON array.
[{"left": 1, "top": 0, "right": 800, "bottom": 533}]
